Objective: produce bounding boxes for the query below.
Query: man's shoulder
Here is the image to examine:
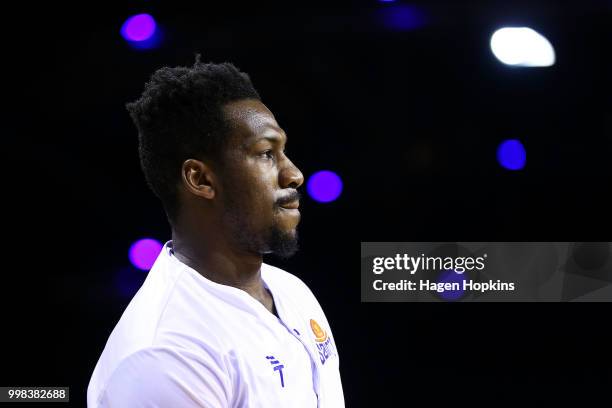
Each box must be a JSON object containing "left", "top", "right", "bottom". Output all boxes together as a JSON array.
[
  {"left": 113, "top": 345, "right": 228, "bottom": 372},
  {"left": 88, "top": 345, "right": 232, "bottom": 407}
]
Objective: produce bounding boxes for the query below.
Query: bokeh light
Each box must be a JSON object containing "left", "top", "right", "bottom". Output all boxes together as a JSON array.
[
  {"left": 379, "top": 4, "right": 427, "bottom": 31},
  {"left": 490, "top": 27, "right": 555, "bottom": 67},
  {"left": 497, "top": 139, "right": 527, "bottom": 171},
  {"left": 120, "top": 14, "right": 156, "bottom": 42},
  {"left": 307, "top": 170, "right": 343, "bottom": 203},
  {"left": 436, "top": 269, "right": 467, "bottom": 301},
  {"left": 129, "top": 238, "right": 163, "bottom": 271}
]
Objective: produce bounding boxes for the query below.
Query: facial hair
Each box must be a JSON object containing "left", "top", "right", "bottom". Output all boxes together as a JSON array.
[
  {"left": 221, "top": 191, "right": 299, "bottom": 259},
  {"left": 267, "top": 221, "right": 299, "bottom": 259}
]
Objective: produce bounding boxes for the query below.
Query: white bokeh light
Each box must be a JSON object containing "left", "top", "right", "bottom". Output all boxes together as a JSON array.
[{"left": 490, "top": 27, "right": 555, "bottom": 67}]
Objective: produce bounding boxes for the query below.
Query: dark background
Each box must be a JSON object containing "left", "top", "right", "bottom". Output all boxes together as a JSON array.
[{"left": 3, "top": 1, "right": 611, "bottom": 406}]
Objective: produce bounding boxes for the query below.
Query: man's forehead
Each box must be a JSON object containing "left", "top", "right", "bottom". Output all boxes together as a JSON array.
[{"left": 223, "top": 99, "right": 285, "bottom": 142}]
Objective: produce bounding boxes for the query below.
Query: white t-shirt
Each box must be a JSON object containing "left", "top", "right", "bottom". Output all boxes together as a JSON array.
[{"left": 88, "top": 241, "right": 344, "bottom": 407}]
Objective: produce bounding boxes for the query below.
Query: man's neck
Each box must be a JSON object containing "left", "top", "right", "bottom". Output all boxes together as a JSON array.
[{"left": 171, "top": 231, "right": 275, "bottom": 313}]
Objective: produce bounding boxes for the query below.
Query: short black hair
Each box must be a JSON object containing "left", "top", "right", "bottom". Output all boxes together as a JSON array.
[{"left": 126, "top": 56, "right": 260, "bottom": 221}]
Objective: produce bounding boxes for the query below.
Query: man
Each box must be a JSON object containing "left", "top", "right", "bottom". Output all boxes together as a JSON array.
[{"left": 87, "top": 58, "right": 344, "bottom": 407}]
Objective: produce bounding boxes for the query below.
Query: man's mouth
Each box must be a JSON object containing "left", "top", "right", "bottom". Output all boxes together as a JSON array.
[
  {"left": 279, "top": 200, "right": 300, "bottom": 210},
  {"left": 277, "top": 191, "right": 301, "bottom": 210}
]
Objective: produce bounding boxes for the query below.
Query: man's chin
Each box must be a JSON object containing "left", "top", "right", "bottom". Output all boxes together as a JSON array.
[{"left": 268, "top": 228, "right": 299, "bottom": 259}]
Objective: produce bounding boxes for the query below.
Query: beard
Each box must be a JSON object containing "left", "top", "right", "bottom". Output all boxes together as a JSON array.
[
  {"left": 266, "top": 225, "right": 299, "bottom": 259},
  {"left": 221, "top": 196, "right": 299, "bottom": 259}
]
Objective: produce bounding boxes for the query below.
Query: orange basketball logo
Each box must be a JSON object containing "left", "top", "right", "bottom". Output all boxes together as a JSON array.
[{"left": 310, "top": 319, "right": 327, "bottom": 342}]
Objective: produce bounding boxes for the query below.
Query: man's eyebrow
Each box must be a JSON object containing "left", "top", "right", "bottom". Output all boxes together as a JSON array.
[{"left": 249, "top": 131, "right": 287, "bottom": 146}]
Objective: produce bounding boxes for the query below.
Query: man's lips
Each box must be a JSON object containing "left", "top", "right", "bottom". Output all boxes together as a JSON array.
[{"left": 279, "top": 200, "right": 300, "bottom": 210}]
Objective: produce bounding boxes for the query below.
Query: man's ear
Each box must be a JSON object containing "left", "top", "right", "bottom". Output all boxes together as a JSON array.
[{"left": 181, "top": 159, "right": 217, "bottom": 200}]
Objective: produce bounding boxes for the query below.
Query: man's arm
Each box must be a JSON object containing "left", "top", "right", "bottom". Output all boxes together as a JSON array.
[{"left": 93, "top": 346, "right": 231, "bottom": 407}]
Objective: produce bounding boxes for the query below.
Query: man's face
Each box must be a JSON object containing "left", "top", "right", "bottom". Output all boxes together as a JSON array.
[{"left": 217, "top": 99, "right": 304, "bottom": 258}]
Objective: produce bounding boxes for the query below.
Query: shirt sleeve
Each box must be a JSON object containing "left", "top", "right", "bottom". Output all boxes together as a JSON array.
[{"left": 95, "top": 346, "right": 232, "bottom": 407}]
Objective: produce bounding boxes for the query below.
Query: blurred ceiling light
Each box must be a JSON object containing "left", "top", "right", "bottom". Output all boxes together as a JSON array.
[{"left": 490, "top": 27, "right": 555, "bottom": 67}]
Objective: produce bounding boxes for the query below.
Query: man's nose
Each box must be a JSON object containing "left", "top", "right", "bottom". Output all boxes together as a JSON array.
[{"left": 280, "top": 159, "right": 304, "bottom": 189}]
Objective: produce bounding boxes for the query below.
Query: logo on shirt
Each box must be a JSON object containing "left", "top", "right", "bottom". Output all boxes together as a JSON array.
[
  {"left": 266, "top": 355, "right": 285, "bottom": 388},
  {"left": 310, "top": 319, "right": 337, "bottom": 365}
]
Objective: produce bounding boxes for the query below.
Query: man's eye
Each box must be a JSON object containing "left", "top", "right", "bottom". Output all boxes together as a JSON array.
[{"left": 260, "top": 150, "right": 274, "bottom": 159}]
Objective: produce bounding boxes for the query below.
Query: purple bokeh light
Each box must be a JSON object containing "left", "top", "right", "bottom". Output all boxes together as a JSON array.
[
  {"left": 497, "top": 139, "right": 526, "bottom": 170},
  {"left": 307, "top": 170, "right": 343, "bottom": 203},
  {"left": 379, "top": 5, "right": 428, "bottom": 31},
  {"left": 120, "top": 14, "right": 156, "bottom": 42},
  {"left": 129, "top": 238, "right": 163, "bottom": 271},
  {"left": 437, "top": 269, "right": 467, "bottom": 301}
]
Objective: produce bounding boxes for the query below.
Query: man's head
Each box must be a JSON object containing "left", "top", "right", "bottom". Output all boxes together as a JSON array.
[{"left": 126, "top": 58, "right": 304, "bottom": 258}]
